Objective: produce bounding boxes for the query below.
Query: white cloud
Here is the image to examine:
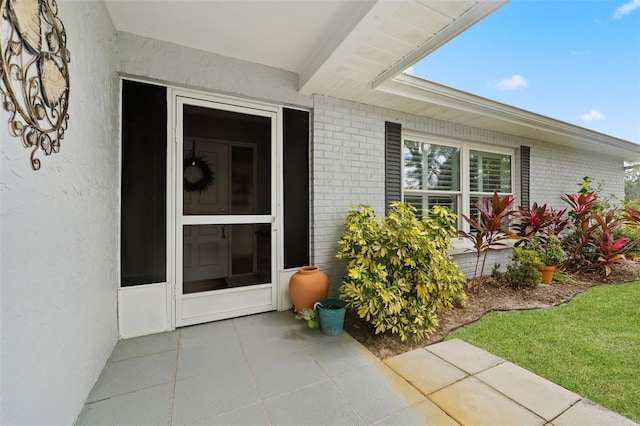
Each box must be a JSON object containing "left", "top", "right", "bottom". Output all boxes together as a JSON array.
[
  {"left": 570, "top": 50, "right": 591, "bottom": 56},
  {"left": 614, "top": 0, "right": 640, "bottom": 19},
  {"left": 579, "top": 109, "right": 606, "bottom": 121},
  {"left": 403, "top": 66, "right": 415, "bottom": 75},
  {"left": 491, "top": 75, "right": 528, "bottom": 90}
]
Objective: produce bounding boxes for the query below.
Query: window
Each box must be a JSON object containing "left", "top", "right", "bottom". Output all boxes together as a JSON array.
[
  {"left": 402, "top": 135, "right": 513, "bottom": 232},
  {"left": 403, "top": 141, "right": 460, "bottom": 215},
  {"left": 121, "top": 80, "right": 167, "bottom": 286}
]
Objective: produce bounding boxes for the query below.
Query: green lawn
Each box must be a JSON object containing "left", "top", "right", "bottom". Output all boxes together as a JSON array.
[{"left": 447, "top": 281, "right": 640, "bottom": 422}]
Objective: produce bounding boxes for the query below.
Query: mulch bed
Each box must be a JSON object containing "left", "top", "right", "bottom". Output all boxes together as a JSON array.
[{"left": 343, "top": 262, "right": 640, "bottom": 359}]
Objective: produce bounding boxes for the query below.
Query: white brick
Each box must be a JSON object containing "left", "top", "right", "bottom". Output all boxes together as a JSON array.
[{"left": 310, "top": 94, "right": 626, "bottom": 287}]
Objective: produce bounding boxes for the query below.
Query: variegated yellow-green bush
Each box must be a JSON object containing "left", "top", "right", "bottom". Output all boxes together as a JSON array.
[{"left": 336, "top": 202, "right": 466, "bottom": 342}]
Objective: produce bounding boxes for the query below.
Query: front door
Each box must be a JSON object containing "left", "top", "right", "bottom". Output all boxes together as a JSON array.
[{"left": 175, "top": 96, "right": 277, "bottom": 326}]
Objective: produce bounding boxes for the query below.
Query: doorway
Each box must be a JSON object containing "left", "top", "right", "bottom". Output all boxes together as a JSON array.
[{"left": 175, "top": 96, "right": 277, "bottom": 326}]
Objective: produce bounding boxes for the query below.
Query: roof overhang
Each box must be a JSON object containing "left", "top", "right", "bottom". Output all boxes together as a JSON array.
[
  {"left": 104, "top": 0, "right": 640, "bottom": 160},
  {"left": 375, "top": 73, "right": 640, "bottom": 160}
]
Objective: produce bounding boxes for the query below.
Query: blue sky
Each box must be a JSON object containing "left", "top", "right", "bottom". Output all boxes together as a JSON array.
[{"left": 411, "top": 0, "right": 640, "bottom": 143}]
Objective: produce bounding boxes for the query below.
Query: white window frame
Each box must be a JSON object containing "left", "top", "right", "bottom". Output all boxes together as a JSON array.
[{"left": 401, "top": 133, "right": 515, "bottom": 238}]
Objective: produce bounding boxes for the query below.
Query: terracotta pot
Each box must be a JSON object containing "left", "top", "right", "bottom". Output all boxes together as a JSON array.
[
  {"left": 539, "top": 265, "right": 556, "bottom": 284},
  {"left": 289, "top": 266, "right": 329, "bottom": 313}
]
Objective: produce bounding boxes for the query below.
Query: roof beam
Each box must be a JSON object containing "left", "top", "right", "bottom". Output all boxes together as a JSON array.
[
  {"left": 298, "top": 0, "right": 378, "bottom": 95},
  {"left": 370, "top": 0, "right": 507, "bottom": 89}
]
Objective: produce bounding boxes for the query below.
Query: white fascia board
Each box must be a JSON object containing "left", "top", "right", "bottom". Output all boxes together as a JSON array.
[
  {"left": 370, "top": 0, "right": 508, "bottom": 89},
  {"left": 298, "top": 0, "right": 378, "bottom": 95},
  {"left": 379, "top": 73, "right": 640, "bottom": 160}
]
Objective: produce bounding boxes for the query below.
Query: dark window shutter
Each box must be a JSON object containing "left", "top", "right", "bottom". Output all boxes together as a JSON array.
[
  {"left": 385, "top": 121, "right": 402, "bottom": 215},
  {"left": 520, "top": 146, "right": 530, "bottom": 210}
]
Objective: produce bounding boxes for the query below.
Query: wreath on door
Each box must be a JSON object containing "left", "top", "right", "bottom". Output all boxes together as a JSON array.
[{"left": 184, "top": 143, "right": 216, "bottom": 193}]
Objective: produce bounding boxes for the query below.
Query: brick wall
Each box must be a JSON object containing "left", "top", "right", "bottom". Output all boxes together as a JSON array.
[
  {"left": 530, "top": 141, "right": 625, "bottom": 210},
  {"left": 453, "top": 249, "right": 514, "bottom": 278},
  {"left": 311, "top": 95, "right": 625, "bottom": 293}
]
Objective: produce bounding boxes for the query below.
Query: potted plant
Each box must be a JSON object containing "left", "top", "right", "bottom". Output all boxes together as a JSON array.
[
  {"left": 314, "top": 298, "right": 346, "bottom": 336},
  {"left": 294, "top": 298, "right": 346, "bottom": 336},
  {"left": 529, "top": 236, "right": 564, "bottom": 284}
]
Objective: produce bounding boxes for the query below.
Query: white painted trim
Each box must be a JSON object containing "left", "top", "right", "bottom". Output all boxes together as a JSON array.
[
  {"left": 167, "top": 87, "right": 177, "bottom": 331},
  {"left": 278, "top": 268, "right": 297, "bottom": 311},
  {"left": 118, "top": 283, "right": 170, "bottom": 339},
  {"left": 173, "top": 92, "right": 280, "bottom": 327},
  {"left": 370, "top": 1, "right": 508, "bottom": 88},
  {"left": 399, "top": 130, "right": 515, "bottom": 234},
  {"left": 181, "top": 215, "right": 274, "bottom": 225},
  {"left": 381, "top": 74, "right": 640, "bottom": 160},
  {"left": 116, "top": 78, "right": 123, "bottom": 292}
]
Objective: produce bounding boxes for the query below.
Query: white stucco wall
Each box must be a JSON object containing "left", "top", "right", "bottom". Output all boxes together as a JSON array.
[
  {"left": 311, "top": 95, "right": 626, "bottom": 290},
  {"left": 0, "top": 3, "right": 119, "bottom": 424}
]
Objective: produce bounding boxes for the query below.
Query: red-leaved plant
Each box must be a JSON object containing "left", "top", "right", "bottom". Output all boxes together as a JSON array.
[
  {"left": 459, "top": 192, "right": 517, "bottom": 278},
  {"left": 561, "top": 191, "right": 598, "bottom": 269},
  {"left": 561, "top": 190, "right": 630, "bottom": 274},
  {"left": 591, "top": 209, "right": 629, "bottom": 276},
  {"left": 514, "top": 202, "right": 567, "bottom": 244},
  {"left": 514, "top": 202, "right": 552, "bottom": 240},
  {"left": 623, "top": 206, "right": 640, "bottom": 227}
]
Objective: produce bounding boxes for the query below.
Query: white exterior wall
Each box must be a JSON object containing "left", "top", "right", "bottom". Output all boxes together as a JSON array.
[
  {"left": 312, "top": 95, "right": 625, "bottom": 290},
  {"left": 312, "top": 96, "right": 387, "bottom": 292},
  {"left": 530, "top": 141, "right": 625, "bottom": 210},
  {"left": 0, "top": 3, "right": 119, "bottom": 425},
  {"left": 453, "top": 250, "right": 514, "bottom": 278}
]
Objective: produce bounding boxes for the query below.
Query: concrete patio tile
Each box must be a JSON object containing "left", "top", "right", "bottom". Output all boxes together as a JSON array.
[
  {"left": 373, "top": 399, "right": 460, "bottom": 426},
  {"left": 333, "top": 362, "right": 426, "bottom": 424},
  {"left": 172, "top": 365, "right": 259, "bottom": 425},
  {"left": 310, "top": 337, "right": 379, "bottom": 377},
  {"left": 476, "top": 361, "right": 581, "bottom": 421},
  {"left": 75, "top": 383, "right": 173, "bottom": 425},
  {"left": 190, "top": 403, "right": 269, "bottom": 425},
  {"left": 551, "top": 399, "right": 638, "bottom": 426},
  {"left": 177, "top": 337, "right": 245, "bottom": 379},
  {"left": 238, "top": 326, "right": 307, "bottom": 364},
  {"left": 385, "top": 348, "right": 468, "bottom": 395},
  {"left": 263, "top": 380, "right": 365, "bottom": 425},
  {"left": 426, "top": 339, "right": 504, "bottom": 375},
  {"left": 86, "top": 351, "right": 177, "bottom": 402},
  {"left": 294, "top": 324, "right": 354, "bottom": 347},
  {"left": 232, "top": 310, "right": 300, "bottom": 336},
  {"left": 429, "top": 376, "right": 546, "bottom": 426},
  {"left": 250, "top": 350, "right": 328, "bottom": 399},
  {"left": 180, "top": 319, "right": 238, "bottom": 347},
  {"left": 109, "top": 330, "right": 179, "bottom": 362}
]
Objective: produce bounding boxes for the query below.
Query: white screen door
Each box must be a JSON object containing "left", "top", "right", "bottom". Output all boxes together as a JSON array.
[{"left": 175, "top": 96, "right": 277, "bottom": 326}]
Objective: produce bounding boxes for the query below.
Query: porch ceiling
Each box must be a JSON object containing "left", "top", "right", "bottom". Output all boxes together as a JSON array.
[
  {"left": 103, "top": 0, "right": 504, "bottom": 96},
  {"left": 104, "top": 0, "right": 640, "bottom": 159}
]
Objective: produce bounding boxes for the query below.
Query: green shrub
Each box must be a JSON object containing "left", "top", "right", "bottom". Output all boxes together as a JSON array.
[
  {"left": 498, "top": 247, "right": 543, "bottom": 288},
  {"left": 528, "top": 235, "right": 564, "bottom": 266},
  {"left": 336, "top": 202, "right": 467, "bottom": 342}
]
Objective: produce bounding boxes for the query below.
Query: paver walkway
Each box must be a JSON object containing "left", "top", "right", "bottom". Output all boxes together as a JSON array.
[{"left": 76, "top": 311, "right": 638, "bottom": 425}]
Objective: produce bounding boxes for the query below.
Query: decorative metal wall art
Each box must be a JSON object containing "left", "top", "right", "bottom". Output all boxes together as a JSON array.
[{"left": 1, "top": 0, "right": 71, "bottom": 170}]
